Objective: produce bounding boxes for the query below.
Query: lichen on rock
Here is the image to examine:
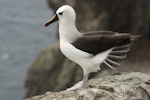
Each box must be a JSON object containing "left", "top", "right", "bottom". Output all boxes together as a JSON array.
[{"left": 26, "top": 72, "right": 150, "bottom": 100}]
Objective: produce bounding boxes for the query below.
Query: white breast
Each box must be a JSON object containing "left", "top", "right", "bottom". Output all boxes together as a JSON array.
[
  {"left": 59, "top": 40, "right": 112, "bottom": 73},
  {"left": 60, "top": 40, "right": 92, "bottom": 62}
]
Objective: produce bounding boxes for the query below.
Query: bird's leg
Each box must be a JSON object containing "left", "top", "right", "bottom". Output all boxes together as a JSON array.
[
  {"left": 83, "top": 73, "right": 89, "bottom": 83},
  {"left": 66, "top": 73, "right": 89, "bottom": 91}
]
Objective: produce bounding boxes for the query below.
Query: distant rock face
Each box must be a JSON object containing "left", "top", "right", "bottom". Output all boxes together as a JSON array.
[
  {"left": 25, "top": 43, "right": 83, "bottom": 98},
  {"left": 24, "top": 0, "right": 150, "bottom": 99},
  {"left": 26, "top": 72, "right": 150, "bottom": 100}
]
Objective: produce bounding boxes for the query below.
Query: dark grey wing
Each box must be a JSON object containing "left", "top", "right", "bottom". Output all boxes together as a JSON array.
[
  {"left": 83, "top": 30, "right": 116, "bottom": 36},
  {"left": 72, "top": 31, "right": 141, "bottom": 69},
  {"left": 72, "top": 32, "right": 132, "bottom": 55}
]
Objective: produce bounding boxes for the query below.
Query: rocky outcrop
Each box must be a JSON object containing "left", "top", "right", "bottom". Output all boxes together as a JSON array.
[
  {"left": 24, "top": 0, "right": 150, "bottom": 98},
  {"left": 26, "top": 72, "right": 150, "bottom": 100}
]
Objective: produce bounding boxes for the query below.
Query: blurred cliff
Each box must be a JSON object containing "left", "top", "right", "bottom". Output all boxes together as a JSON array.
[{"left": 24, "top": 0, "right": 150, "bottom": 98}]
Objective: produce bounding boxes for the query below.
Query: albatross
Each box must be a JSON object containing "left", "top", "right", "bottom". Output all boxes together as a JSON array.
[{"left": 44, "top": 5, "right": 141, "bottom": 91}]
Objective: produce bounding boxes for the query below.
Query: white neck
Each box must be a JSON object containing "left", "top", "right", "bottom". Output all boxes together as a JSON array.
[{"left": 58, "top": 20, "right": 81, "bottom": 43}]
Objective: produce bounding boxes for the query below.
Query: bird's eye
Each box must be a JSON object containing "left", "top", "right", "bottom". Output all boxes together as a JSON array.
[{"left": 58, "top": 12, "right": 63, "bottom": 15}]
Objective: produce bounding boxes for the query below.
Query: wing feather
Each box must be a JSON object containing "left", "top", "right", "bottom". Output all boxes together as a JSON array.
[
  {"left": 71, "top": 30, "right": 141, "bottom": 69},
  {"left": 72, "top": 30, "right": 140, "bottom": 55}
]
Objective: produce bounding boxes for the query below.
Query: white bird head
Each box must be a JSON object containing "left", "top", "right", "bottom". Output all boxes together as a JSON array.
[
  {"left": 45, "top": 5, "right": 76, "bottom": 27},
  {"left": 45, "top": 5, "right": 80, "bottom": 43}
]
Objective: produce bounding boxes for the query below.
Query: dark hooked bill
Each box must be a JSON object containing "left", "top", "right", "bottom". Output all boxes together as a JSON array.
[{"left": 44, "top": 14, "right": 58, "bottom": 27}]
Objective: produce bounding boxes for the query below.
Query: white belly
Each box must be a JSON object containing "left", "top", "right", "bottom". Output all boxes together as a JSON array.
[{"left": 60, "top": 40, "right": 112, "bottom": 73}]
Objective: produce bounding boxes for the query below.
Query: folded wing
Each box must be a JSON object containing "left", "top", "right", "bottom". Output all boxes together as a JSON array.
[{"left": 72, "top": 30, "right": 141, "bottom": 69}]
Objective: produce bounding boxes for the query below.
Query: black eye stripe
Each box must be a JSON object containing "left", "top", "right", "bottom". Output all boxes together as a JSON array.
[{"left": 58, "top": 12, "right": 63, "bottom": 15}]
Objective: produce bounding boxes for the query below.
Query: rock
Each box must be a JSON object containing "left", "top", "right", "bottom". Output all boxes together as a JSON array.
[{"left": 26, "top": 72, "right": 150, "bottom": 100}]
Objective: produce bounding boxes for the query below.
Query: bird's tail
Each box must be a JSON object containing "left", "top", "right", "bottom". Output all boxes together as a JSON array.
[{"left": 130, "top": 35, "right": 142, "bottom": 41}]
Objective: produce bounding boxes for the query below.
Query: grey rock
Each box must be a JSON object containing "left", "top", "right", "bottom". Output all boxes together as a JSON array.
[{"left": 26, "top": 72, "right": 150, "bottom": 100}]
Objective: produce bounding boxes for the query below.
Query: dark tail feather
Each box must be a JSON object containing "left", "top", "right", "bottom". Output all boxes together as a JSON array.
[{"left": 130, "top": 35, "right": 142, "bottom": 41}]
